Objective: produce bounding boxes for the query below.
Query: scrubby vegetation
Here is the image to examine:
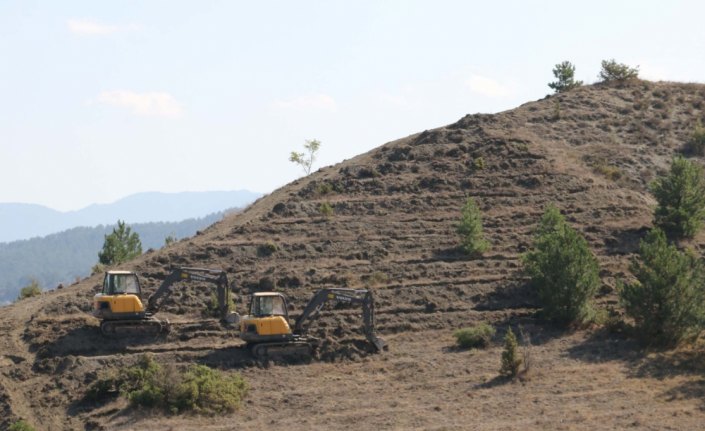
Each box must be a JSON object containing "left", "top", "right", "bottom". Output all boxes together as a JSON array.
[
  {"left": 548, "top": 61, "right": 583, "bottom": 93},
  {"left": 16, "top": 279, "right": 41, "bottom": 301},
  {"left": 499, "top": 328, "right": 522, "bottom": 378},
  {"left": 9, "top": 420, "right": 36, "bottom": 431},
  {"left": 685, "top": 121, "right": 705, "bottom": 155},
  {"left": 457, "top": 197, "right": 489, "bottom": 256},
  {"left": 598, "top": 59, "right": 639, "bottom": 82},
  {"left": 522, "top": 205, "right": 600, "bottom": 325},
  {"left": 453, "top": 323, "right": 495, "bottom": 349},
  {"left": 619, "top": 228, "right": 705, "bottom": 347},
  {"left": 257, "top": 241, "right": 279, "bottom": 257},
  {"left": 650, "top": 156, "right": 705, "bottom": 239},
  {"left": 319, "top": 202, "right": 334, "bottom": 218},
  {"left": 85, "top": 354, "right": 248, "bottom": 414}
]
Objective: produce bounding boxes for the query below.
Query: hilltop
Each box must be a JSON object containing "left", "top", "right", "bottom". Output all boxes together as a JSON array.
[{"left": 2, "top": 80, "right": 705, "bottom": 430}]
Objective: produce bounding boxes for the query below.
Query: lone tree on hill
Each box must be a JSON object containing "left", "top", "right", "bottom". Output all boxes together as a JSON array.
[
  {"left": 619, "top": 228, "right": 705, "bottom": 346},
  {"left": 598, "top": 59, "right": 639, "bottom": 82},
  {"left": 548, "top": 61, "right": 583, "bottom": 93},
  {"left": 650, "top": 156, "right": 705, "bottom": 239},
  {"left": 522, "top": 205, "right": 600, "bottom": 325},
  {"left": 457, "top": 197, "right": 489, "bottom": 256},
  {"left": 289, "top": 139, "right": 321, "bottom": 175},
  {"left": 98, "top": 220, "right": 143, "bottom": 266},
  {"left": 499, "top": 327, "right": 522, "bottom": 378}
]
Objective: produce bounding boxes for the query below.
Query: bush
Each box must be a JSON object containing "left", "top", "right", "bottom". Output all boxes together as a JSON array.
[
  {"left": 257, "top": 242, "right": 278, "bottom": 257},
  {"left": 86, "top": 354, "right": 248, "bottom": 414},
  {"left": 453, "top": 323, "right": 496, "bottom": 349},
  {"left": 473, "top": 157, "right": 486, "bottom": 170},
  {"left": 319, "top": 202, "right": 334, "bottom": 218},
  {"left": 684, "top": 121, "right": 705, "bottom": 156},
  {"left": 650, "top": 156, "right": 705, "bottom": 239},
  {"left": 316, "top": 182, "right": 334, "bottom": 195},
  {"left": 17, "top": 279, "right": 41, "bottom": 300},
  {"left": 522, "top": 205, "right": 601, "bottom": 325},
  {"left": 9, "top": 420, "right": 36, "bottom": 431},
  {"left": 457, "top": 197, "right": 490, "bottom": 256},
  {"left": 548, "top": 61, "right": 583, "bottom": 93},
  {"left": 598, "top": 59, "right": 639, "bottom": 82},
  {"left": 499, "top": 327, "right": 522, "bottom": 378},
  {"left": 619, "top": 228, "right": 705, "bottom": 346}
]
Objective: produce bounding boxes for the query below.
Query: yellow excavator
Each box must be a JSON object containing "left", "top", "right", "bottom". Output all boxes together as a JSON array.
[
  {"left": 239, "top": 288, "right": 386, "bottom": 360},
  {"left": 93, "top": 267, "right": 238, "bottom": 336}
]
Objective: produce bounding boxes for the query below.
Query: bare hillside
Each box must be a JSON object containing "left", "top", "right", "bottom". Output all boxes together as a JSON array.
[{"left": 2, "top": 80, "right": 705, "bottom": 430}]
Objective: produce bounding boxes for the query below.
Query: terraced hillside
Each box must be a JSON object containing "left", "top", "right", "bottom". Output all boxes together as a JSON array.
[{"left": 2, "top": 80, "right": 705, "bottom": 430}]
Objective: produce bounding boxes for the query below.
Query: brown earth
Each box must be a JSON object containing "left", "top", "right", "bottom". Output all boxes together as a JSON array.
[{"left": 3, "top": 80, "right": 705, "bottom": 430}]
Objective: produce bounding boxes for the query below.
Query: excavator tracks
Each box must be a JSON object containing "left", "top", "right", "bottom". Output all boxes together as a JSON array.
[
  {"left": 100, "top": 318, "right": 170, "bottom": 337},
  {"left": 250, "top": 340, "right": 315, "bottom": 362}
]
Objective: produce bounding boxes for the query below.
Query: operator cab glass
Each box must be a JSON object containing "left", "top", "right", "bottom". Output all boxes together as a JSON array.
[
  {"left": 251, "top": 294, "right": 287, "bottom": 317},
  {"left": 103, "top": 273, "right": 141, "bottom": 295}
]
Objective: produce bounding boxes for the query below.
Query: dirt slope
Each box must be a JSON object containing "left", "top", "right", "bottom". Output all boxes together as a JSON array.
[{"left": 2, "top": 80, "right": 705, "bottom": 430}]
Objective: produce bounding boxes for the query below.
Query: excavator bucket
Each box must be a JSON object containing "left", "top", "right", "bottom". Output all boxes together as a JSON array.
[{"left": 367, "top": 332, "right": 386, "bottom": 352}]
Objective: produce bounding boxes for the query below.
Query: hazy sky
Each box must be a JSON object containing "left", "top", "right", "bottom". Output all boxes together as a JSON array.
[{"left": 2, "top": 1, "right": 704, "bottom": 211}]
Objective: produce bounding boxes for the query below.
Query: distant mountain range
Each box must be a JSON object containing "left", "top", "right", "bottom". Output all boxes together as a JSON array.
[
  {"left": 0, "top": 212, "right": 229, "bottom": 304},
  {"left": 0, "top": 190, "right": 262, "bottom": 243}
]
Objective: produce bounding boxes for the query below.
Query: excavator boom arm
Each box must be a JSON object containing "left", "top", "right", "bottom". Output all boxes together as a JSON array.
[
  {"left": 294, "top": 288, "right": 385, "bottom": 351},
  {"left": 145, "top": 267, "right": 231, "bottom": 320}
]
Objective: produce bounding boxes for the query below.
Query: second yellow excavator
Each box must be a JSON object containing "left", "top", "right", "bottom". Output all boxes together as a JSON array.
[{"left": 239, "top": 288, "right": 385, "bottom": 360}]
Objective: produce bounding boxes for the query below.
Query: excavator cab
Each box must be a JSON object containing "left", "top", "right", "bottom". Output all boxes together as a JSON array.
[
  {"left": 240, "top": 292, "right": 294, "bottom": 344},
  {"left": 103, "top": 271, "right": 142, "bottom": 295},
  {"left": 93, "top": 271, "right": 146, "bottom": 321}
]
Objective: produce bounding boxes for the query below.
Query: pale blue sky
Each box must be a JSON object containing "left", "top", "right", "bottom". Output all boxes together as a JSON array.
[{"left": 1, "top": 1, "right": 704, "bottom": 211}]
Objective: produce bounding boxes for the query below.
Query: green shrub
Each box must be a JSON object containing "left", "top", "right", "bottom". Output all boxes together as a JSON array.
[
  {"left": 164, "top": 233, "right": 177, "bottom": 247},
  {"left": 319, "top": 202, "right": 334, "bottom": 218},
  {"left": 87, "top": 354, "right": 248, "bottom": 414},
  {"left": 522, "top": 205, "right": 600, "bottom": 325},
  {"left": 499, "top": 327, "right": 522, "bottom": 378},
  {"left": 316, "top": 182, "right": 334, "bottom": 195},
  {"left": 257, "top": 242, "right": 278, "bottom": 257},
  {"left": 17, "top": 279, "right": 41, "bottom": 300},
  {"left": 619, "top": 228, "right": 705, "bottom": 347},
  {"left": 457, "top": 197, "right": 490, "bottom": 256},
  {"left": 684, "top": 121, "right": 705, "bottom": 156},
  {"left": 9, "top": 420, "right": 36, "bottom": 431},
  {"left": 473, "top": 157, "right": 486, "bottom": 170},
  {"left": 548, "top": 61, "right": 583, "bottom": 93},
  {"left": 453, "top": 323, "right": 496, "bottom": 349},
  {"left": 593, "top": 163, "right": 622, "bottom": 181},
  {"left": 598, "top": 59, "right": 639, "bottom": 82},
  {"left": 650, "top": 156, "right": 705, "bottom": 239}
]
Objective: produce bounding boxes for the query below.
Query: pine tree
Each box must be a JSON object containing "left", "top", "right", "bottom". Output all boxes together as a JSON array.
[
  {"left": 457, "top": 197, "right": 489, "bottom": 256},
  {"left": 619, "top": 228, "right": 705, "bottom": 346},
  {"left": 548, "top": 61, "right": 583, "bottom": 93},
  {"left": 598, "top": 59, "right": 639, "bottom": 82},
  {"left": 98, "top": 220, "right": 143, "bottom": 266},
  {"left": 650, "top": 156, "right": 705, "bottom": 239},
  {"left": 500, "top": 327, "right": 522, "bottom": 377},
  {"left": 522, "top": 205, "right": 600, "bottom": 324}
]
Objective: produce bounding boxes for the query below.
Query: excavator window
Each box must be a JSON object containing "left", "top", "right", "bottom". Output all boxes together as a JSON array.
[
  {"left": 103, "top": 274, "right": 141, "bottom": 295},
  {"left": 252, "top": 295, "right": 287, "bottom": 317}
]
